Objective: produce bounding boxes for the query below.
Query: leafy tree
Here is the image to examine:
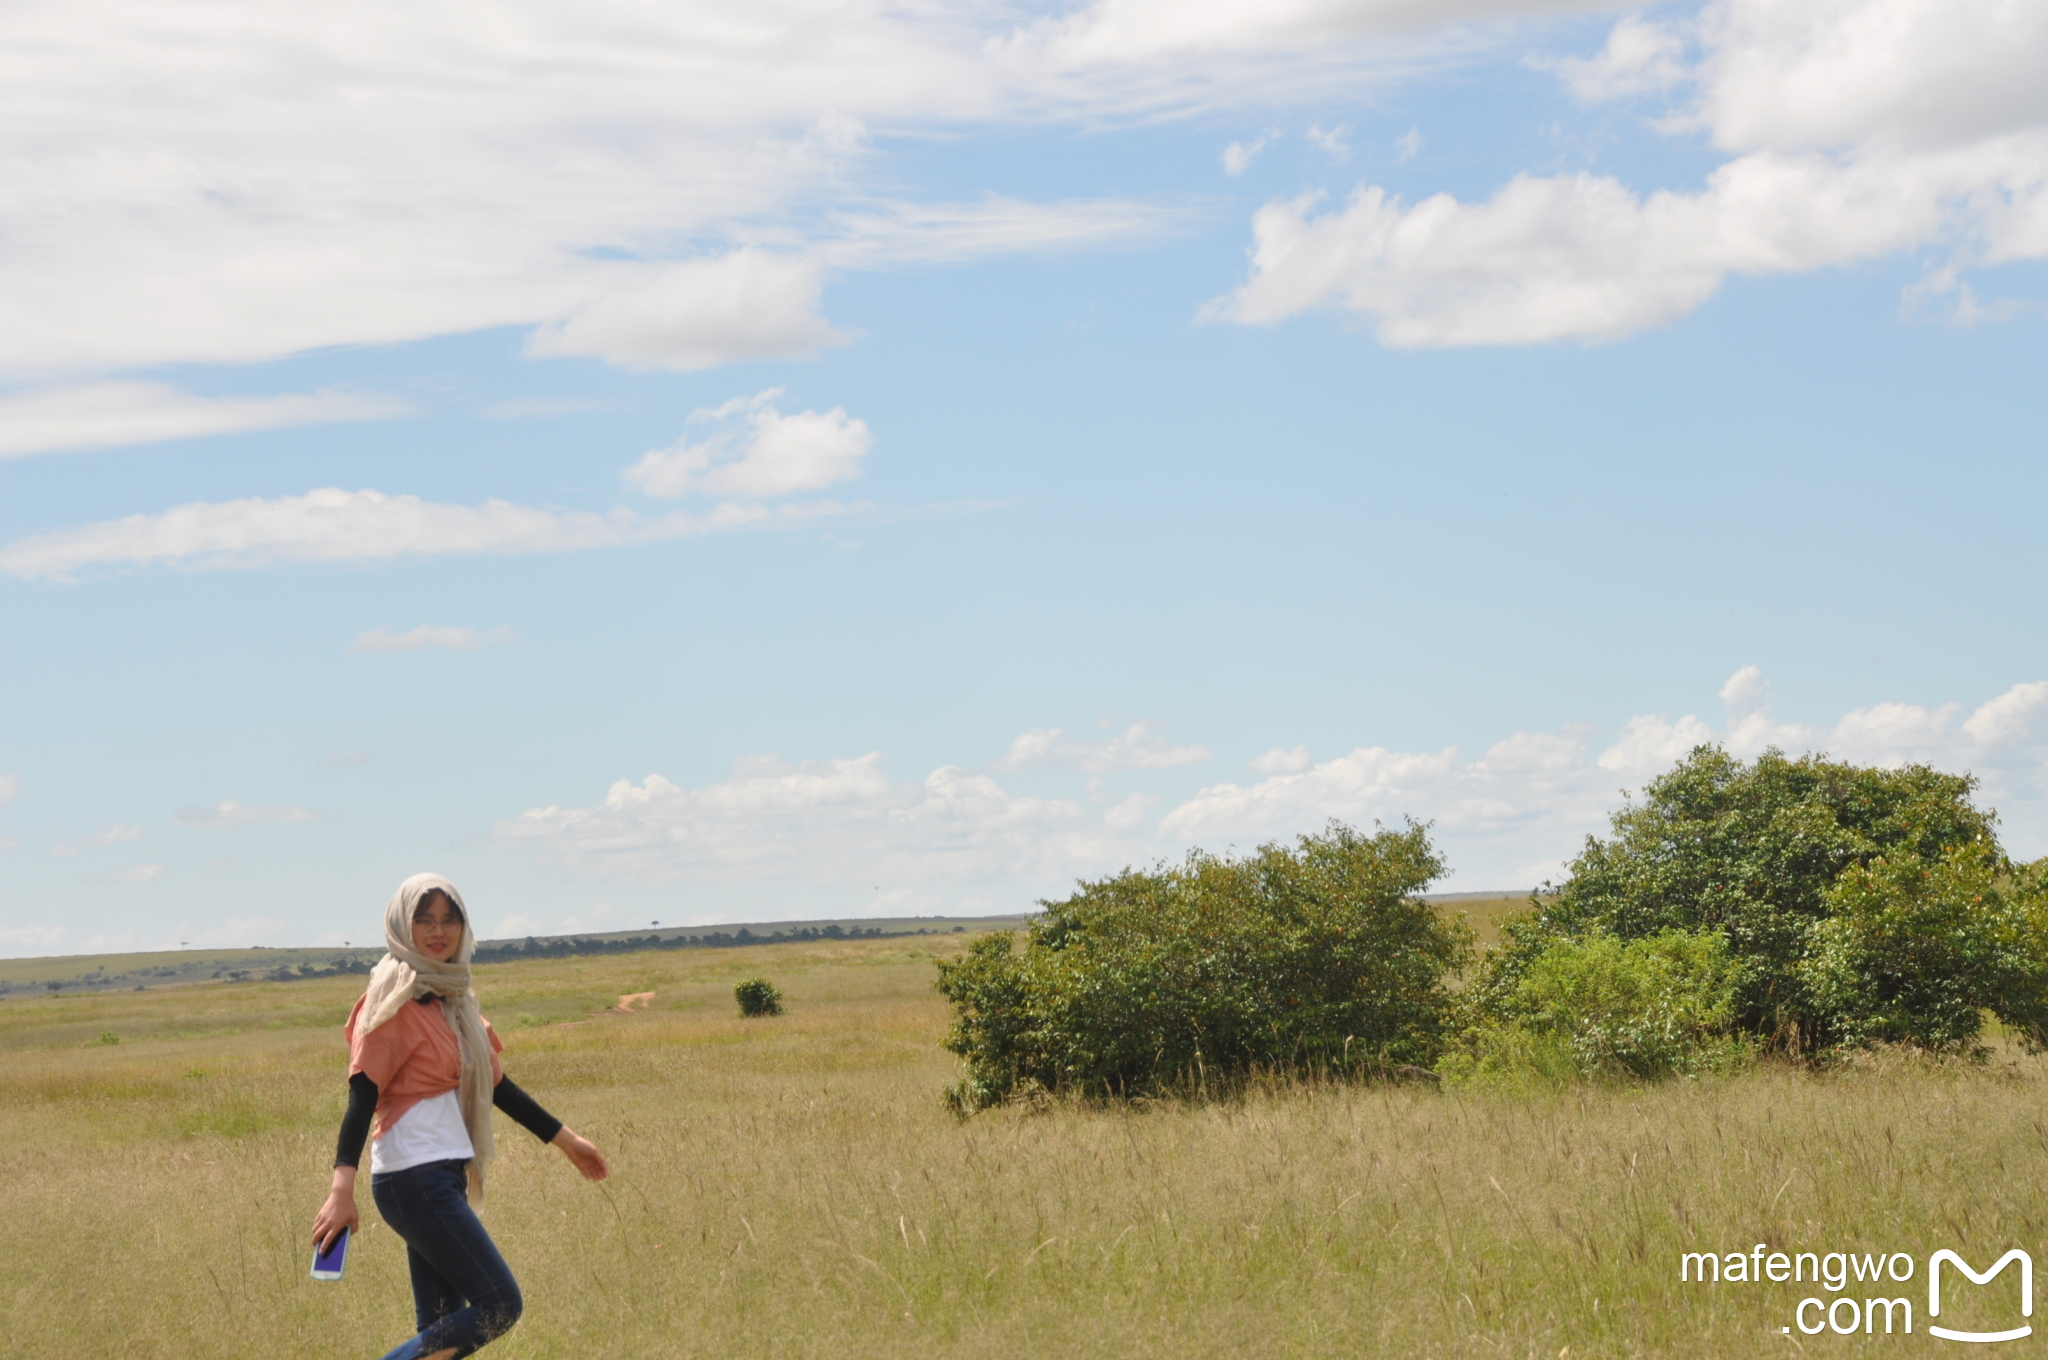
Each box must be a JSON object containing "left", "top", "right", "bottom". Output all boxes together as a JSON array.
[
  {"left": 1473, "top": 745, "right": 2013, "bottom": 1051},
  {"left": 935, "top": 821, "right": 1470, "bottom": 1109},
  {"left": 1801, "top": 842, "right": 2048, "bottom": 1053}
]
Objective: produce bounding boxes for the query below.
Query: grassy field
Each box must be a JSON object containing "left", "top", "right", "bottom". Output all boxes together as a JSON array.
[{"left": 5, "top": 927, "right": 2042, "bottom": 1358}]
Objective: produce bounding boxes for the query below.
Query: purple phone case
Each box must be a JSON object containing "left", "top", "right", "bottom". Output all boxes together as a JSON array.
[{"left": 312, "top": 1227, "right": 350, "bottom": 1279}]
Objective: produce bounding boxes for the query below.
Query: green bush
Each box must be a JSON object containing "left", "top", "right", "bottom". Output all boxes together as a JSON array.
[
  {"left": 1478, "top": 746, "right": 2005, "bottom": 1052},
  {"left": 734, "top": 978, "right": 784, "bottom": 1017},
  {"left": 934, "top": 821, "right": 1471, "bottom": 1110},
  {"left": 1441, "top": 929, "right": 1749, "bottom": 1086}
]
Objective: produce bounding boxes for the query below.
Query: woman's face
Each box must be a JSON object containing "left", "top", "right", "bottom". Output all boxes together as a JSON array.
[{"left": 410, "top": 892, "right": 463, "bottom": 962}]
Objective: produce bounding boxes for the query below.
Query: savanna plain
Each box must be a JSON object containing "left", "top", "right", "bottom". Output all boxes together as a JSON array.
[{"left": 5, "top": 924, "right": 2045, "bottom": 1359}]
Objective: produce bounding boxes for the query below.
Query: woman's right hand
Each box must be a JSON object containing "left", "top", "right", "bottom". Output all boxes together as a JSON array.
[{"left": 312, "top": 1167, "right": 360, "bottom": 1253}]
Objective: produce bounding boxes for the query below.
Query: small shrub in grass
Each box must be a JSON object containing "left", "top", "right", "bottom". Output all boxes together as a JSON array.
[
  {"left": 734, "top": 978, "right": 784, "bottom": 1017},
  {"left": 1441, "top": 928, "right": 1750, "bottom": 1087},
  {"left": 934, "top": 820, "right": 1471, "bottom": 1110}
]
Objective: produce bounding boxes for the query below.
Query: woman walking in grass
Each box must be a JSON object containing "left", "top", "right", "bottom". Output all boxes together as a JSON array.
[{"left": 310, "top": 873, "right": 610, "bottom": 1360}]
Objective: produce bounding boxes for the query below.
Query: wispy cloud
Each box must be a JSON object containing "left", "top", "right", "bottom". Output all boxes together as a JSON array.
[
  {"left": 172, "top": 800, "right": 319, "bottom": 827},
  {"left": 1539, "top": 15, "right": 1688, "bottom": 103},
  {"left": 52, "top": 825, "right": 143, "bottom": 857},
  {"left": 818, "top": 196, "right": 1177, "bottom": 269},
  {"left": 0, "top": 486, "right": 864, "bottom": 581},
  {"left": 994, "top": 722, "right": 1213, "bottom": 773},
  {"left": 1305, "top": 123, "right": 1350, "bottom": 161},
  {"left": 0, "top": 773, "right": 16, "bottom": 808},
  {"left": 0, "top": 382, "right": 409, "bottom": 460},
  {"left": 1222, "top": 131, "right": 1279, "bottom": 176},
  {"left": 1248, "top": 745, "right": 1311, "bottom": 775},
  {"left": 350, "top": 625, "right": 517, "bottom": 654}
]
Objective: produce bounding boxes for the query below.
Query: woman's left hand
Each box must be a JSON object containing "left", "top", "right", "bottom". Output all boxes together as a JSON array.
[{"left": 552, "top": 1126, "right": 610, "bottom": 1181}]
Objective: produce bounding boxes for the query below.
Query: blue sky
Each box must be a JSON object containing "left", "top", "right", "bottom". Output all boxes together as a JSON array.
[{"left": 4, "top": 0, "right": 2047, "bottom": 953}]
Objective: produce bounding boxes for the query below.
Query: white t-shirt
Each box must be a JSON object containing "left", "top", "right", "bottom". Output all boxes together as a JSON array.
[{"left": 371, "top": 1088, "right": 475, "bottom": 1174}]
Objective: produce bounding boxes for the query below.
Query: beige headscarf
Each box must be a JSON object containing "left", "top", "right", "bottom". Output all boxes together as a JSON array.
[{"left": 353, "top": 872, "right": 496, "bottom": 1206}]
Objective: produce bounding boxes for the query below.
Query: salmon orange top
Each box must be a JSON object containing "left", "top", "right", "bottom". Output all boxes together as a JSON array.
[{"left": 346, "top": 993, "right": 504, "bottom": 1139}]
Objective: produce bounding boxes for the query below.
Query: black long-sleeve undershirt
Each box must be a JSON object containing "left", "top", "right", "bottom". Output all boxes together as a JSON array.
[{"left": 334, "top": 1071, "right": 565, "bottom": 1169}]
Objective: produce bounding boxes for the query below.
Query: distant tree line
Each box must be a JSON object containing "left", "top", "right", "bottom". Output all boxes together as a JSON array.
[
  {"left": 3, "top": 921, "right": 971, "bottom": 995},
  {"left": 471, "top": 923, "right": 961, "bottom": 963}
]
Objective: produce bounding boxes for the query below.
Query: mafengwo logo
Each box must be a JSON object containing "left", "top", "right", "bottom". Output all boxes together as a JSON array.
[{"left": 1680, "top": 1245, "right": 2033, "bottom": 1341}]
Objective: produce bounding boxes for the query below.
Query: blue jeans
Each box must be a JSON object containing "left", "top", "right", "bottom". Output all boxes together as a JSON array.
[{"left": 369, "top": 1159, "right": 523, "bottom": 1359}]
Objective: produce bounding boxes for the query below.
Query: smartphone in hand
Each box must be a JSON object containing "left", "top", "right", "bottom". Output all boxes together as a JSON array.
[{"left": 311, "top": 1227, "right": 350, "bottom": 1281}]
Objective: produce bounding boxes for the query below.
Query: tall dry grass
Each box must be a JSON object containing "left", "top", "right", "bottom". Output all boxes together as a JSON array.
[{"left": 4, "top": 935, "right": 2045, "bottom": 1357}]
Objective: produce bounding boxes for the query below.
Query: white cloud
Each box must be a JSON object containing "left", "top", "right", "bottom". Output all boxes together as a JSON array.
[
  {"left": 1102, "top": 792, "right": 1157, "bottom": 833},
  {"left": 1545, "top": 14, "right": 1688, "bottom": 102},
  {"left": 1711, "top": 663, "right": 1817, "bottom": 755},
  {"left": 1211, "top": 0, "right": 2048, "bottom": 345},
  {"left": 1250, "top": 744, "right": 1312, "bottom": 775},
  {"left": 1719, "top": 663, "right": 1770, "bottom": 718},
  {"left": 350, "top": 625, "right": 518, "bottom": 654},
  {"left": 493, "top": 669, "right": 2048, "bottom": 897},
  {"left": 1, "top": 385, "right": 887, "bottom": 580},
  {"left": 1161, "top": 737, "right": 1603, "bottom": 886},
  {"left": 0, "top": 922, "right": 69, "bottom": 954},
  {"left": 52, "top": 825, "right": 143, "bottom": 856},
  {"left": 624, "top": 390, "right": 873, "bottom": 500},
  {"left": 0, "top": 382, "right": 408, "bottom": 460},
  {"left": 1395, "top": 126, "right": 1425, "bottom": 161},
  {"left": 1223, "top": 132, "right": 1280, "bottom": 177},
  {"left": 1828, "top": 700, "right": 1962, "bottom": 762},
  {"left": 0, "top": 0, "right": 1548, "bottom": 380},
  {"left": 172, "top": 800, "right": 318, "bottom": 827},
  {"left": 1161, "top": 669, "right": 2048, "bottom": 885},
  {"left": 0, "top": 915, "right": 306, "bottom": 958},
  {"left": 1693, "top": 0, "right": 2048, "bottom": 154},
  {"left": 1962, "top": 680, "right": 2048, "bottom": 749},
  {"left": 994, "top": 722, "right": 1213, "bottom": 772},
  {"left": 1596, "top": 713, "right": 1717, "bottom": 772},
  {"left": 0, "top": 773, "right": 16, "bottom": 807},
  {"left": 997, "top": 0, "right": 1598, "bottom": 69},
  {"left": 0, "top": 486, "right": 860, "bottom": 580},
  {"left": 117, "top": 863, "right": 163, "bottom": 882},
  {"left": 523, "top": 252, "right": 846, "bottom": 373},
  {"left": 496, "top": 753, "right": 1143, "bottom": 887}
]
